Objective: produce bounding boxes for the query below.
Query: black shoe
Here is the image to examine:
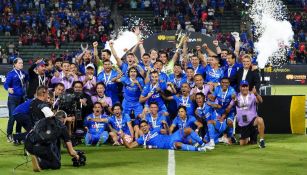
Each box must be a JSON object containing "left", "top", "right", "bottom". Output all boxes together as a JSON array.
[
  {"left": 259, "top": 140, "right": 266, "bottom": 148},
  {"left": 231, "top": 137, "right": 237, "bottom": 144},
  {"left": 31, "top": 155, "right": 41, "bottom": 172}
]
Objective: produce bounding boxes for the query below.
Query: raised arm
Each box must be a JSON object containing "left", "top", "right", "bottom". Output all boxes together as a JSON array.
[{"left": 109, "top": 41, "right": 123, "bottom": 67}]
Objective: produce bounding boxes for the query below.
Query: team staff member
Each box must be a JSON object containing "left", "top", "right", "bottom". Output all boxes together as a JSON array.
[
  {"left": 231, "top": 80, "right": 266, "bottom": 148},
  {"left": 4, "top": 58, "right": 28, "bottom": 142}
]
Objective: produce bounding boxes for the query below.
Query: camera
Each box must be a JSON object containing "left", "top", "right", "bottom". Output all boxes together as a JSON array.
[
  {"left": 58, "top": 92, "right": 82, "bottom": 118},
  {"left": 72, "top": 150, "right": 86, "bottom": 167}
]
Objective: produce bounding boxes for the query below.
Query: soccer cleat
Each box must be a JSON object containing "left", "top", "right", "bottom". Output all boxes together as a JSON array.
[
  {"left": 231, "top": 137, "right": 237, "bottom": 144},
  {"left": 31, "top": 155, "right": 41, "bottom": 172},
  {"left": 259, "top": 140, "right": 266, "bottom": 148},
  {"left": 197, "top": 146, "right": 207, "bottom": 152},
  {"left": 112, "top": 141, "right": 120, "bottom": 146},
  {"left": 205, "top": 142, "right": 215, "bottom": 150}
]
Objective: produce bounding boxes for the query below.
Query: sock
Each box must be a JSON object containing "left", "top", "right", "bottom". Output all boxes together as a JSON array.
[
  {"left": 190, "top": 131, "right": 204, "bottom": 145},
  {"left": 227, "top": 127, "right": 234, "bottom": 138},
  {"left": 208, "top": 124, "right": 215, "bottom": 141},
  {"left": 181, "top": 144, "right": 197, "bottom": 151},
  {"left": 210, "top": 139, "right": 214, "bottom": 144}
]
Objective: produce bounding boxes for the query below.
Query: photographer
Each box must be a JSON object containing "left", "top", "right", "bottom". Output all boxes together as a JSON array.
[
  {"left": 62, "top": 81, "right": 93, "bottom": 135},
  {"left": 25, "top": 111, "right": 84, "bottom": 172}
]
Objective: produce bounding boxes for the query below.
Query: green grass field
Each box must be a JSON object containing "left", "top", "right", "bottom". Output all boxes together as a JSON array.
[{"left": 0, "top": 118, "right": 307, "bottom": 175}]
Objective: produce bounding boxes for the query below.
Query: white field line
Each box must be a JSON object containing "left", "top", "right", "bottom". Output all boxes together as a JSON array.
[{"left": 167, "top": 150, "right": 175, "bottom": 175}]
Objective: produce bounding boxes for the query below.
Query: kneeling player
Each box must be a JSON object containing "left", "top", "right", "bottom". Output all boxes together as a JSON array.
[
  {"left": 121, "top": 120, "right": 209, "bottom": 152},
  {"left": 84, "top": 102, "right": 109, "bottom": 146}
]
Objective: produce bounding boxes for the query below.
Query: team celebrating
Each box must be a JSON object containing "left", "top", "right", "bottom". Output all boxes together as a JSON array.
[{"left": 5, "top": 35, "right": 266, "bottom": 161}]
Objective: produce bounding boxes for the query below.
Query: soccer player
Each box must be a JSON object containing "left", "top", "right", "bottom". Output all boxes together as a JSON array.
[
  {"left": 121, "top": 120, "right": 207, "bottom": 152},
  {"left": 91, "top": 104, "right": 134, "bottom": 146},
  {"left": 205, "top": 56, "right": 224, "bottom": 85},
  {"left": 170, "top": 106, "right": 203, "bottom": 134},
  {"left": 139, "top": 71, "right": 171, "bottom": 116},
  {"left": 231, "top": 80, "right": 266, "bottom": 148},
  {"left": 213, "top": 77, "right": 237, "bottom": 144},
  {"left": 168, "top": 63, "right": 187, "bottom": 92},
  {"left": 141, "top": 102, "right": 169, "bottom": 134},
  {"left": 91, "top": 82, "right": 112, "bottom": 115},
  {"left": 84, "top": 102, "right": 109, "bottom": 146},
  {"left": 161, "top": 83, "right": 195, "bottom": 116},
  {"left": 185, "top": 67, "right": 195, "bottom": 88},
  {"left": 97, "top": 59, "right": 120, "bottom": 104},
  {"left": 114, "top": 67, "right": 144, "bottom": 119},
  {"left": 188, "top": 54, "right": 206, "bottom": 76}
]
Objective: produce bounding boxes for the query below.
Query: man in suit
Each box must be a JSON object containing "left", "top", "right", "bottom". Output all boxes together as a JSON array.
[{"left": 235, "top": 54, "right": 260, "bottom": 92}]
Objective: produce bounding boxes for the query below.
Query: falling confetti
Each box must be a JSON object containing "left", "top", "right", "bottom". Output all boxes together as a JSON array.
[{"left": 249, "top": 0, "right": 294, "bottom": 68}]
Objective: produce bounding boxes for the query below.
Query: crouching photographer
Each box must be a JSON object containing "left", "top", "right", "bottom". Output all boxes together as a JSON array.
[{"left": 25, "top": 110, "right": 86, "bottom": 172}]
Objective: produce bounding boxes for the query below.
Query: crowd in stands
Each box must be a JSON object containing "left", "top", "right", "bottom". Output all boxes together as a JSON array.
[{"left": 0, "top": 0, "right": 114, "bottom": 47}]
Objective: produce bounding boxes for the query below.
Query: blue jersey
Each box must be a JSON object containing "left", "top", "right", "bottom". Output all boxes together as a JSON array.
[
  {"left": 13, "top": 99, "right": 33, "bottom": 115},
  {"left": 187, "top": 63, "right": 206, "bottom": 75},
  {"left": 214, "top": 86, "right": 236, "bottom": 115},
  {"left": 205, "top": 65, "right": 224, "bottom": 83},
  {"left": 145, "top": 113, "right": 167, "bottom": 129},
  {"left": 172, "top": 115, "right": 197, "bottom": 129},
  {"left": 121, "top": 76, "right": 144, "bottom": 103},
  {"left": 136, "top": 128, "right": 172, "bottom": 149},
  {"left": 139, "top": 62, "right": 153, "bottom": 72},
  {"left": 97, "top": 69, "right": 119, "bottom": 103},
  {"left": 173, "top": 95, "right": 195, "bottom": 116},
  {"left": 158, "top": 72, "right": 169, "bottom": 83},
  {"left": 196, "top": 101, "right": 218, "bottom": 121},
  {"left": 141, "top": 82, "right": 167, "bottom": 108},
  {"left": 108, "top": 114, "right": 132, "bottom": 135},
  {"left": 84, "top": 114, "right": 109, "bottom": 134},
  {"left": 168, "top": 74, "right": 187, "bottom": 90}
]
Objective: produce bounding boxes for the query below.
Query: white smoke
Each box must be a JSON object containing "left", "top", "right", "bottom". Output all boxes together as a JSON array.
[{"left": 250, "top": 0, "right": 294, "bottom": 68}]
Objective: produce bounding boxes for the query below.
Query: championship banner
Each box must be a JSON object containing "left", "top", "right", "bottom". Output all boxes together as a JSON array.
[
  {"left": 263, "top": 65, "right": 307, "bottom": 85},
  {"left": 142, "top": 30, "right": 215, "bottom": 52}
]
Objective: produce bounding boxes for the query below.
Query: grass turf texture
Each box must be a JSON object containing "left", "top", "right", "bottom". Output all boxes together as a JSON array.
[{"left": 0, "top": 118, "right": 307, "bottom": 175}]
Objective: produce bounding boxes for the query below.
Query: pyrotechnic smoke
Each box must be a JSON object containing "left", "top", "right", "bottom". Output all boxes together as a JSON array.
[{"left": 249, "top": 0, "right": 294, "bottom": 68}]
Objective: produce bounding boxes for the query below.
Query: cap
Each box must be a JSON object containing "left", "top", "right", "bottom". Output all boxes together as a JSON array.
[
  {"left": 36, "top": 61, "right": 46, "bottom": 67},
  {"left": 240, "top": 80, "right": 249, "bottom": 86},
  {"left": 85, "top": 63, "right": 95, "bottom": 70}
]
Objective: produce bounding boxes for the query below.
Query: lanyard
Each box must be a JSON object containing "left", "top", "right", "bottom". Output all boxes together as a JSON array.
[
  {"left": 143, "top": 131, "right": 151, "bottom": 147},
  {"left": 94, "top": 114, "right": 102, "bottom": 132},
  {"left": 115, "top": 116, "right": 122, "bottom": 130},
  {"left": 240, "top": 94, "right": 249, "bottom": 110},
  {"left": 150, "top": 83, "right": 158, "bottom": 93},
  {"left": 181, "top": 117, "right": 187, "bottom": 129},
  {"left": 151, "top": 115, "right": 157, "bottom": 128},
  {"left": 14, "top": 69, "right": 24, "bottom": 87},
  {"left": 174, "top": 77, "right": 181, "bottom": 88},
  {"left": 193, "top": 65, "right": 199, "bottom": 75},
  {"left": 228, "top": 66, "right": 232, "bottom": 77},
  {"left": 38, "top": 75, "right": 46, "bottom": 86},
  {"left": 181, "top": 96, "right": 189, "bottom": 106},
  {"left": 104, "top": 71, "right": 112, "bottom": 85},
  {"left": 222, "top": 88, "right": 228, "bottom": 103}
]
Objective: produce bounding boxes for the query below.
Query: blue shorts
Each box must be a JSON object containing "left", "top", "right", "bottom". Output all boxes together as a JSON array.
[
  {"left": 169, "top": 129, "right": 185, "bottom": 149},
  {"left": 122, "top": 100, "right": 143, "bottom": 117},
  {"left": 227, "top": 112, "right": 235, "bottom": 121},
  {"left": 85, "top": 131, "right": 109, "bottom": 145}
]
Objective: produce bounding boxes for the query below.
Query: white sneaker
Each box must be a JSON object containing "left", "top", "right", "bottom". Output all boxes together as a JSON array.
[
  {"left": 205, "top": 142, "right": 215, "bottom": 150},
  {"left": 219, "top": 136, "right": 230, "bottom": 144},
  {"left": 197, "top": 146, "right": 206, "bottom": 152}
]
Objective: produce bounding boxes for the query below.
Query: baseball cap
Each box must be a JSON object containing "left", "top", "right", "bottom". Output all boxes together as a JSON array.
[
  {"left": 85, "top": 63, "right": 95, "bottom": 70},
  {"left": 240, "top": 80, "right": 249, "bottom": 86},
  {"left": 36, "top": 61, "right": 46, "bottom": 67}
]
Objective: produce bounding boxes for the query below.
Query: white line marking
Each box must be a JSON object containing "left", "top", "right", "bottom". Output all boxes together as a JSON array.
[{"left": 167, "top": 150, "right": 175, "bottom": 175}]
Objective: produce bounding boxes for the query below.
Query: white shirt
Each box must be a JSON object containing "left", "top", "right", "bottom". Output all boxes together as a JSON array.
[{"left": 242, "top": 69, "right": 248, "bottom": 80}]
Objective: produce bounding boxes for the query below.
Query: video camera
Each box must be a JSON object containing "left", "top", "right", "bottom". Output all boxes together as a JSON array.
[
  {"left": 72, "top": 150, "right": 86, "bottom": 167},
  {"left": 58, "top": 92, "right": 82, "bottom": 120}
]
